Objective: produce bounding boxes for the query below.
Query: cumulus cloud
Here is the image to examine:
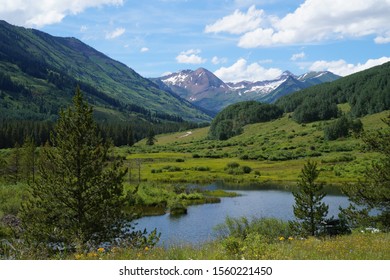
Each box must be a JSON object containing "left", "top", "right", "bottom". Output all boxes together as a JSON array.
[
  {"left": 140, "top": 47, "right": 149, "bottom": 53},
  {"left": 214, "top": 58, "right": 282, "bottom": 82},
  {"left": 207, "top": 0, "right": 390, "bottom": 47},
  {"left": 211, "top": 56, "right": 228, "bottom": 65},
  {"left": 105, "top": 27, "right": 126, "bottom": 39},
  {"left": 176, "top": 49, "right": 206, "bottom": 64},
  {"left": 309, "top": 57, "right": 390, "bottom": 76},
  {"left": 205, "top": 5, "right": 264, "bottom": 35},
  {"left": 291, "top": 52, "right": 306, "bottom": 61},
  {"left": 0, "top": 0, "right": 123, "bottom": 27}
]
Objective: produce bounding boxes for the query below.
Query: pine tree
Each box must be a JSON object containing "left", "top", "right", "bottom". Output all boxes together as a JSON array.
[
  {"left": 146, "top": 129, "right": 156, "bottom": 146},
  {"left": 292, "top": 160, "right": 329, "bottom": 236},
  {"left": 20, "top": 87, "right": 128, "bottom": 253},
  {"left": 21, "top": 136, "right": 36, "bottom": 184},
  {"left": 8, "top": 142, "right": 21, "bottom": 184},
  {"left": 341, "top": 115, "right": 390, "bottom": 230}
]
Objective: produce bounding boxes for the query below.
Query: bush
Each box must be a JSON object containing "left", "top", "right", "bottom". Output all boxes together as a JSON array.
[
  {"left": 241, "top": 166, "right": 252, "bottom": 174},
  {"left": 226, "top": 162, "right": 240, "bottom": 169}
]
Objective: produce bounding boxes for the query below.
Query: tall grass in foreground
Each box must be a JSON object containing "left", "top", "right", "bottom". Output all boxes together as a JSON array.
[{"left": 70, "top": 215, "right": 389, "bottom": 260}]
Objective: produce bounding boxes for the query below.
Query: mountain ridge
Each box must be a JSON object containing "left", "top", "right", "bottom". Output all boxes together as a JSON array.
[
  {"left": 0, "top": 20, "right": 211, "bottom": 123},
  {"left": 152, "top": 68, "right": 340, "bottom": 113}
]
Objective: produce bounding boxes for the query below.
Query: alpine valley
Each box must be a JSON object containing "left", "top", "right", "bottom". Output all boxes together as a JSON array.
[{"left": 152, "top": 68, "right": 340, "bottom": 113}]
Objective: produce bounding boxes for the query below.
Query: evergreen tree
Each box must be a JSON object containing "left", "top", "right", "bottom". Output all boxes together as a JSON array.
[
  {"left": 146, "top": 129, "right": 156, "bottom": 146},
  {"left": 292, "top": 160, "right": 329, "bottom": 236},
  {"left": 21, "top": 136, "right": 37, "bottom": 184},
  {"left": 341, "top": 115, "right": 390, "bottom": 230},
  {"left": 8, "top": 142, "right": 21, "bottom": 184},
  {"left": 20, "top": 87, "right": 128, "bottom": 253}
]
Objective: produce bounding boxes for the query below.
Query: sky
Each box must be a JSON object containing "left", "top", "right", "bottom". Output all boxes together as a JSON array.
[{"left": 1, "top": 0, "right": 390, "bottom": 82}]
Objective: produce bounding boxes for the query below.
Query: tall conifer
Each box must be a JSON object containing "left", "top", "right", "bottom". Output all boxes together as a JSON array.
[{"left": 21, "top": 87, "right": 127, "bottom": 252}]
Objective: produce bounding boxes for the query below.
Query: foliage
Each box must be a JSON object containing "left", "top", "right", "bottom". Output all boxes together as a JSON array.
[
  {"left": 208, "top": 101, "right": 283, "bottom": 140},
  {"left": 341, "top": 114, "right": 390, "bottom": 230},
  {"left": 215, "top": 217, "right": 294, "bottom": 259},
  {"left": 324, "top": 115, "right": 363, "bottom": 140},
  {"left": 19, "top": 88, "right": 129, "bottom": 255},
  {"left": 292, "top": 160, "right": 329, "bottom": 236}
]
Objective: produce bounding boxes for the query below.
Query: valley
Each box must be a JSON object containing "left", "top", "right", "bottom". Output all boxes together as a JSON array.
[{"left": 0, "top": 20, "right": 389, "bottom": 261}]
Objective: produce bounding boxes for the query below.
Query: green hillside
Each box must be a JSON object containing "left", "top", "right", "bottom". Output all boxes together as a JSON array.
[
  {"left": 276, "top": 62, "right": 390, "bottom": 123},
  {"left": 0, "top": 20, "right": 211, "bottom": 123}
]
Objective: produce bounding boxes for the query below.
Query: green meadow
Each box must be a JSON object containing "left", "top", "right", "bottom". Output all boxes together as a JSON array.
[{"left": 122, "top": 109, "right": 389, "bottom": 185}]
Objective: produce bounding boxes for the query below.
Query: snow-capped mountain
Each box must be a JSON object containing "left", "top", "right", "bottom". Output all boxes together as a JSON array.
[{"left": 151, "top": 68, "right": 340, "bottom": 113}]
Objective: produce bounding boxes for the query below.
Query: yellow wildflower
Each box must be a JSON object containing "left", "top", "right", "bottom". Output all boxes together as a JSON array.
[
  {"left": 97, "top": 247, "right": 105, "bottom": 253},
  {"left": 144, "top": 246, "right": 149, "bottom": 251},
  {"left": 288, "top": 237, "right": 294, "bottom": 241},
  {"left": 279, "top": 236, "right": 285, "bottom": 241}
]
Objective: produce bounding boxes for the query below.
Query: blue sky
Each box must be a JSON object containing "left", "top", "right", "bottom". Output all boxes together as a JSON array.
[{"left": 1, "top": 0, "right": 390, "bottom": 82}]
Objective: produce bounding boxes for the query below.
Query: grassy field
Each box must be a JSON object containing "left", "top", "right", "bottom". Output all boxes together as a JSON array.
[
  {"left": 72, "top": 231, "right": 390, "bottom": 260},
  {"left": 120, "top": 110, "right": 390, "bottom": 185}
]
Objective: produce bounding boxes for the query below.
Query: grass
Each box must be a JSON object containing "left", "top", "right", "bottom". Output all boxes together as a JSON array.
[
  {"left": 121, "top": 110, "right": 390, "bottom": 185},
  {"left": 72, "top": 231, "right": 390, "bottom": 260}
]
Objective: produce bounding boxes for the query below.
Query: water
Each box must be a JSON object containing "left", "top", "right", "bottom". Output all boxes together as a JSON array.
[{"left": 134, "top": 182, "right": 350, "bottom": 246}]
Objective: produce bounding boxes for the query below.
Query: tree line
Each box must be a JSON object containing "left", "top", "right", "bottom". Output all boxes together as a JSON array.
[
  {"left": 276, "top": 62, "right": 390, "bottom": 123},
  {"left": 208, "top": 101, "right": 283, "bottom": 140},
  {"left": 0, "top": 117, "right": 206, "bottom": 149}
]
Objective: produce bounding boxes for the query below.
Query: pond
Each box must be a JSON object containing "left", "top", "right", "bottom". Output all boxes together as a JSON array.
[{"left": 133, "top": 182, "right": 350, "bottom": 246}]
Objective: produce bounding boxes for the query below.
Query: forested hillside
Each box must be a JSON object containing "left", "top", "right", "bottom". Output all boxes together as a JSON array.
[
  {"left": 0, "top": 20, "right": 211, "bottom": 148},
  {"left": 208, "top": 101, "right": 283, "bottom": 140},
  {"left": 276, "top": 62, "right": 390, "bottom": 123}
]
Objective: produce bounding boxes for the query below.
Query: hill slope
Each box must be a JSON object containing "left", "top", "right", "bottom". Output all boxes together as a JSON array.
[
  {"left": 0, "top": 20, "right": 211, "bottom": 122},
  {"left": 276, "top": 61, "right": 390, "bottom": 123}
]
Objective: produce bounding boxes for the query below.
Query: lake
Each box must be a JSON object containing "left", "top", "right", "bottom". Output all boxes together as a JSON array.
[{"left": 134, "top": 182, "right": 350, "bottom": 246}]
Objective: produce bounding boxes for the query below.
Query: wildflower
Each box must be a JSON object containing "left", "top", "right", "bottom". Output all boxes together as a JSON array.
[
  {"left": 97, "top": 247, "right": 105, "bottom": 253},
  {"left": 288, "top": 237, "right": 294, "bottom": 241},
  {"left": 87, "top": 252, "right": 98, "bottom": 258},
  {"left": 144, "top": 246, "right": 149, "bottom": 251},
  {"left": 279, "top": 236, "right": 285, "bottom": 241},
  {"left": 74, "top": 254, "right": 83, "bottom": 260}
]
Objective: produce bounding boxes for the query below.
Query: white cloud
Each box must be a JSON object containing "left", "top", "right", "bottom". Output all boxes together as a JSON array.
[
  {"left": 176, "top": 49, "right": 206, "bottom": 64},
  {"left": 309, "top": 57, "right": 390, "bottom": 76},
  {"left": 211, "top": 56, "right": 228, "bottom": 65},
  {"left": 140, "top": 47, "right": 149, "bottom": 53},
  {"left": 291, "top": 52, "right": 306, "bottom": 61},
  {"left": 214, "top": 58, "right": 282, "bottom": 82},
  {"left": 375, "top": 31, "right": 390, "bottom": 44},
  {"left": 0, "top": 0, "right": 123, "bottom": 27},
  {"left": 205, "top": 5, "right": 264, "bottom": 35},
  {"left": 208, "top": 0, "right": 390, "bottom": 47},
  {"left": 105, "top": 27, "right": 126, "bottom": 39}
]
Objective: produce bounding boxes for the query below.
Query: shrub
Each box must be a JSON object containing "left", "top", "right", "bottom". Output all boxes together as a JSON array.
[{"left": 241, "top": 166, "right": 252, "bottom": 174}]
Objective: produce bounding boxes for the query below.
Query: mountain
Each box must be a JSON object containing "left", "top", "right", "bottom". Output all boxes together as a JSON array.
[
  {"left": 0, "top": 20, "right": 211, "bottom": 123},
  {"left": 152, "top": 68, "right": 340, "bottom": 113}
]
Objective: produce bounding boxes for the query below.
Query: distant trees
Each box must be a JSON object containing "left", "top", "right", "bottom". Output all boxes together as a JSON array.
[
  {"left": 276, "top": 61, "right": 390, "bottom": 122},
  {"left": 324, "top": 115, "right": 363, "bottom": 140},
  {"left": 341, "top": 115, "right": 390, "bottom": 230},
  {"left": 20, "top": 88, "right": 128, "bottom": 253},
  {"left": 292, "top": 160, "right": 329, "bottom": 236},
  {"left": 208, "top": 101, "right": 283, "bottom": 140}
]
